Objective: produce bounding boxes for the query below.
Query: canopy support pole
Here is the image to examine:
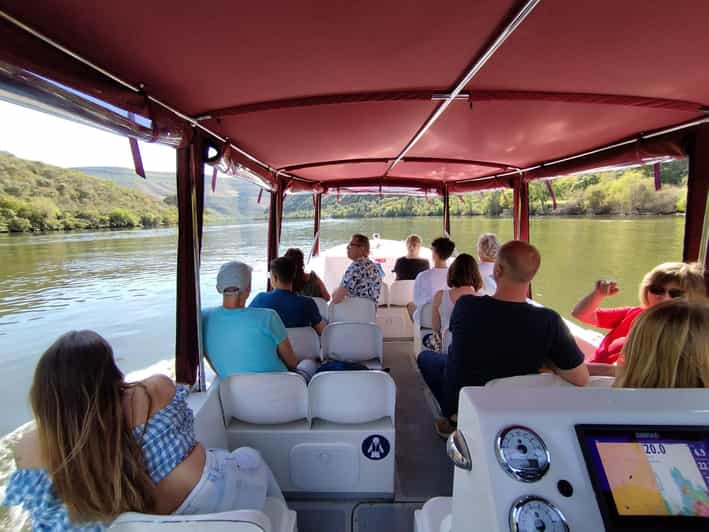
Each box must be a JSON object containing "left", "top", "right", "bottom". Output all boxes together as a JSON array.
[
  {"left": 267, "top": 178, "right": 285, "bottom": 288},
  {"left": 443, "top": 184, "right": 451, "bottom": 236},
  {"left": 313, "top": 192, "right": 322, "bottom": 257},
  {"left": 683, "top": 125, "right": 709, "bottom": 294},
  {"left": 175, "top": 133, "right": 206, "bottom": 387},
  {"left": 512, "top": 177, "right": 530, "bottom": 242}
]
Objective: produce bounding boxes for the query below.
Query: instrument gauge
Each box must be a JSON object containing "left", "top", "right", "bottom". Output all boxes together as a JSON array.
[
  {"left": 496, "top": 425, "right": 550, "bottom": 482},
  {"left": 510, "top": 496, "right": 569, "bottom": 532}
]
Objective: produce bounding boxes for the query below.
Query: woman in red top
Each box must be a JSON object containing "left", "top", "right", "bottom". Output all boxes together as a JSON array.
[{"left": 573, "top": 261, "right": 706, "bottom": 365}]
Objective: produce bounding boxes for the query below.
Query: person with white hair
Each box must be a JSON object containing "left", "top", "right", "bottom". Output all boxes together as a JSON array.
[
  {"left": 477, "top": 233, "right": 500, "bottom": 294},
  {"left": 201, "top": 261, "right": 308, "bottom": 377}
]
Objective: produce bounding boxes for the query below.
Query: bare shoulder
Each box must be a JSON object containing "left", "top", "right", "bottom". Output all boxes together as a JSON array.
[
  {"left": 14, "top": 429, "right": 45, "bottom": 469},
  {"left": 126, "top": 375, "right": 176, "bottom": 426},
  {"left": 144, "top": 374, "right": 177, "bottom": 410}
]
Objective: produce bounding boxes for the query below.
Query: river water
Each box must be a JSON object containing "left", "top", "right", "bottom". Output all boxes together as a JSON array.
[
  {"left": 0, "top": 215, "right": 686, "bottom": 437},
  {"left": 0, "top": 215, "right": 686, "bottom": 528}
]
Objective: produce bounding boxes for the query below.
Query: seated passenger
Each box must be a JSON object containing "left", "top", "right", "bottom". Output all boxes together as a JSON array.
[
  {"left": 408, "top": 236, "right": 455, "bottom": 321},
  {"left": 331, "top": 233, "right": 382, "bottom": 305},
  {"left": 476, "top": 232, "right": 500, "bottom": 294},
  {"left": 572, "top": 261, "right": 706, "bottom": 366},
  {"left": 430, "top": 253, "right": 483, "bottom": 353},
  {"left": 250, "top": 256, "right": 326, "bottom": 335},
  {"left": 284, "top": 248, "right": 330, "bottom": 301},
  {"left": 201, "top": 261, "right": 303, "bottom": 377},
  {"left": 418, "top": 241, "right": 588, "bottom": 438},
  {"left": 614, "top": 299, "right": 709, "bottom": 388},
  {"left": 393, "top": 234, "right": 429, "bottom": 281},
  {"left": 3, "top": 330, "right": 283, "bottom": 530}
]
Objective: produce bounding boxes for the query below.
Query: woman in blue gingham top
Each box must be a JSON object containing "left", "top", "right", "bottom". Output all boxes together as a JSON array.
[{"left": 3, "top": 330, "right": 283, "bottom": 531}]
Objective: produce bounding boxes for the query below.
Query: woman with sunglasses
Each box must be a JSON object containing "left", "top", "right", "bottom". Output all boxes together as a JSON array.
[{"left": 572, "top": 261, "right": 705, "bottom": 365}]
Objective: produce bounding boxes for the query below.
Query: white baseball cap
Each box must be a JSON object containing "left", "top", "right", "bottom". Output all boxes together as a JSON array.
[{"left": 216, "top": 261, "right": 252, "bottom": 294}]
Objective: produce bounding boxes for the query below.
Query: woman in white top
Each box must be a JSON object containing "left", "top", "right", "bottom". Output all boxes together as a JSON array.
[
  {"left": 432, "top": 253, "right": 484, "bottom": 352},
  {"left": 477, "top": 233, "right": 500, "bottom": 294}
]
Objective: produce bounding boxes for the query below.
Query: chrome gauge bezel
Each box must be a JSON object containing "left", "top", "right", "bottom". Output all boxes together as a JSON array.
[
  {"left": 509, "top": 495, "right": 569, "bottom": 532},
  {"left": 495, "top": 425, "right": 550, "bottom": 482}
]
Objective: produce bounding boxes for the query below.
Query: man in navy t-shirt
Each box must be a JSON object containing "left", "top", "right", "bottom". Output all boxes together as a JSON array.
[
  {"left": 250, "top": 256, "right": 326, "bottom": 335},
  {"left": 417, "top": 241, "right": 589, "bottom": 438}
]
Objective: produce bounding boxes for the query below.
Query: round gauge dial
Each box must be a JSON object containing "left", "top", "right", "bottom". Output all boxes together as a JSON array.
[
  {"left": 509, "top": 496, "right": 569, "bottom": 532},
  {"left": 495, "top": 426, "right": 550, "bottom": 482}
]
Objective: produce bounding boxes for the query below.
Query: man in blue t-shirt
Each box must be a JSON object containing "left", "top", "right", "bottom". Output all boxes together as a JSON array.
[
  {"left": 201, "top": 260, "right": 303, "bottom": 377},
  {"left": 250, "top": 257, "right": 326, "bottom": 335}
]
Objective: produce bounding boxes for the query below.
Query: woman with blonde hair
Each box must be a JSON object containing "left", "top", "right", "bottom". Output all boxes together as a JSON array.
[
  {"left": 573, "top": 261, "right": 705, "bottom": 365},
  {"left": 3, "top": 330, "right": 283, "bottom": 530},
  {"left": 393, "top": 234, "right": 429, "bottom": 281},
  {"left": 614, "top": 299, "right": 709, "bottom": 388},
  {"left": 476, "top": 233, "right": 500, "bottom": 294}
]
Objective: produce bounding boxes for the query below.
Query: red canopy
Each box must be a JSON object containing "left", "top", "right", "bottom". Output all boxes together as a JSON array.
[{"left": 1, "top": 0, "right": 708, "bottom": 193}]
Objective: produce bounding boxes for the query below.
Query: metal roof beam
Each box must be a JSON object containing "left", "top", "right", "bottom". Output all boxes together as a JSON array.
[{"left": 386, "top": 0, "right": 541, "bottom": 174}]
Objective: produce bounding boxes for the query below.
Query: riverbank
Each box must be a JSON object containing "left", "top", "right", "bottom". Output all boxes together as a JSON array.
[{"left": 284, "top": 163, "right": 688, "bottom": 219}]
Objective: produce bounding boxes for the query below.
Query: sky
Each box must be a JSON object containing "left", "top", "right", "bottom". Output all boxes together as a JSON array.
[{"left": 0, "top": 100, "right": 177, "bottom": 171}]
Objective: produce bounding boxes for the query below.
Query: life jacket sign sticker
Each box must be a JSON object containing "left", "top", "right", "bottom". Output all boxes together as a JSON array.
[{"left": 362, "top": 434, "right": 390, "bottom": 460}]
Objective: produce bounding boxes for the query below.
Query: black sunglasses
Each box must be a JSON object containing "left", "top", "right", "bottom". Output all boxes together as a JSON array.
[{"left": 647, "top": 285, "right": 684, "bottom": 298}]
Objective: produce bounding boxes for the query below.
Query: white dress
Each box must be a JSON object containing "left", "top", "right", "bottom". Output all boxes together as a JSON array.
[
  {"left": 439, "top": 288, "right": 483, "bottom": 352},
  {"left": 478, "top": 261, "right": 497, "bottom": 295},
  {"left": 439, "top": 289, "right": 455, "bottom": 352}
]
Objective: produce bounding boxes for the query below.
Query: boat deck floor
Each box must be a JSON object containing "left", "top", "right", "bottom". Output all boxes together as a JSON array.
[{"left": 289, "top": 340, "right": 452, "bottom": 532}]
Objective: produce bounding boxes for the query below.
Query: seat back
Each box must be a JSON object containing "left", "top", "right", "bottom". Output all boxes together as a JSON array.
[
  {"left": 321, "top": 322, "right": 383, "bottom": 363},
  {"left": 328, "top": 297, "right": 376, "bottom": 323},
  {"left": 388, "top": 280, "right": 415, "bottom": 306},
  {"left": 287, "top": 327, "right": 321, "bottom": 361},
  {"left": 308, "top": 370, "right": 396, "bottom": 423},
  {"left": 219, "top": 373, "right": 308, "bottom": 424},
  {"left": 109, "top": 510, "right": 271, "bottom": 532},
  {"left": 485, "top": 373, "right": 615, "bottom": 388},
  {"left": 419, "top": 302, "right": 433, "bottom": 328},
  {"left": 308, "top": 296, "right": 329, "bottom": 323},
  {"left": 378, "top": 282, "right": 389, "bottom": 307}
]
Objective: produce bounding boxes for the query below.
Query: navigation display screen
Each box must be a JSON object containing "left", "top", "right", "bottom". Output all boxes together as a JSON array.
[{"left": 576, "top": 425, "right": 709, "bottom": 531}]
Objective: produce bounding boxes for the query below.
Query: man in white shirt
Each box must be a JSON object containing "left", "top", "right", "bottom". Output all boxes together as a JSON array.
[{"left": 408, "top": 236, "right": 455, "bottom": 322}]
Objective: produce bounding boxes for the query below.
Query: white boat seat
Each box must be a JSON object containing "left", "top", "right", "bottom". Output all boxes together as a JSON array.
[
  {"left": 485, "top": 373, "right": 615, "bottom": 388},
  {"left": 321, "top": 322, "right": 383, "bottom": 368},
  {"left": 328, "top": 297, "right": 376, "bottom": 323},
  {"left": 413, "top": 302, "right": 434, "bottom": 355},
  {"left": 309, "top": 370, "right": 396, "bottom": 424},
  {"left": 414, "top": 496, "right": 452, "bottom": 532},
  {"left": 419, "top": 302, "right": 433, "bottom": 328},
  {"left": 308, "top": 296, "right": 329, "bottom": 323},
  {"left": 219, "top": 373, "right": 308, "bottom": 425},
  {"left": 378, "top": 282, "right": 389, "bottom": 307},
  {"left": 286, "top": 327, "right": 321, "bottom": 361},
  {"left": 388, "top": 279, "right": 415, "bottom": 307},
  {"left": 109, "top": 498, "right": 296, "bottom": 532}
]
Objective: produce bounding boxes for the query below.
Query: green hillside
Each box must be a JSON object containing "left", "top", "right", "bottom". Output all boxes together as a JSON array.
[
  {"left": 283, "top": 160, "right": 689, "bottom": 219},
  {"left": 0, "top": 152, "right": 177, "bottom": 232},
  {"left": 75, "top": 166, "right": 268, "bottom": 218}
]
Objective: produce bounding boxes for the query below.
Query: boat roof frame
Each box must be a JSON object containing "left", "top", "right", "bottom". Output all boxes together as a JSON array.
[{"left": 0, "top": 1, "right": 707, "bottom": 386}]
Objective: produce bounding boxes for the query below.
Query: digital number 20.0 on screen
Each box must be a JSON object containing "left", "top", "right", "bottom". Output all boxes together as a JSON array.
[{"left": 643, "top": 443, "right": 666, "bottom": 455}]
